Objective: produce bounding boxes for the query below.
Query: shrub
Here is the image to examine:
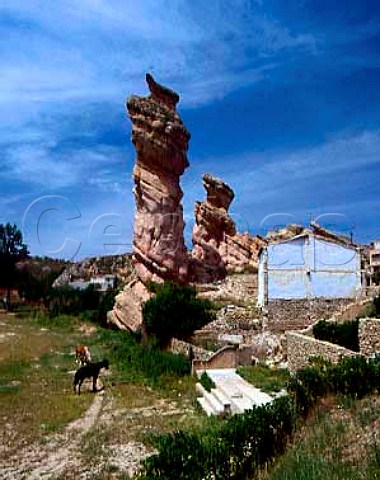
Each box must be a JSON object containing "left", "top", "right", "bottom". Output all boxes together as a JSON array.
[
  {"left": 137, "top": 354, "right": 380, "bottom": 479},
  {"left": 45, "top": 285, "right": 100, "bottom": 317},
  {"left": 330, "top": 355, "right": 377, "bottom": 399},
  {"left": 313, "top": 319, "right": 359, "bottom": 351},
  {"left": 199, "top": 371, "right": 215, "bottom": 392},
  {"left": 142, "top": 282, "right": 215, "bottom": 348},
  {"left": 96, "top": 289, "right": 118, "bottom": 325},
  {"left": 139, "top": 431, "right": 209, "bottom": 480},
  {"left": 98, "top": 329, "right": 191, "bottom": 386},
  {"left": 138, "top": 396, "right": 296, "bottom": 480},
  {"left": 288, "top": 355, "right": 380, "bottom": 415}
]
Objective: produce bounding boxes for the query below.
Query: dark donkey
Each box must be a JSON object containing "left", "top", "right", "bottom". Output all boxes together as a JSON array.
[{"left": 73, "top": 359, "right": 109, "bottom": 395}]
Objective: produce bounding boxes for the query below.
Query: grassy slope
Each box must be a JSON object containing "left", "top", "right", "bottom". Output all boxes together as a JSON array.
[
  {"left": 0, "top": 311, "right": 210, "bottom": 469},
  {"left": 258, "top": 396, "right": 380, "bottom": 480}
]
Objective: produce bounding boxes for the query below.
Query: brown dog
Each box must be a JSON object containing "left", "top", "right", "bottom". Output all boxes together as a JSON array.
[{"left": 75, "top": 345, "right": 91, "bottom": 365}]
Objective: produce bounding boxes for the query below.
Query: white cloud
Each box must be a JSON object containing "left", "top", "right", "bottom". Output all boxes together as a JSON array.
[
  {"left": 199, "top": 129, "right": 380, "bottom": 196},
  {"left": 1, "top": 137, "right": 129, "bottom": 190},
  {"left": 0, "top": 0, "right": 316, "bottom": 107},
  {"left": 183, "top": 129, "right": 380, "bottom": 237}
]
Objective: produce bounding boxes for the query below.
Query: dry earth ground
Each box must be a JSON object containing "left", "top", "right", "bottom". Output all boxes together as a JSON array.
[{"left": 0, "top": 311, "right": 202, "bottom": 479}]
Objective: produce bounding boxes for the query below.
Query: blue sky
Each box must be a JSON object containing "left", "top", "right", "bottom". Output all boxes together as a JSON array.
[{"left": 1, "top": 0, "right": 379, "bottom": 259}]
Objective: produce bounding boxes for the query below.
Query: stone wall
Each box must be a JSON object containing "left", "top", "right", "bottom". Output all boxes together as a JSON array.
[
  {"left": 331, "top": 298, "right": 373, "bottom": 323},
  {"left": 170, "top": 338, "right": 211, "bottom": 361},
  {"left": 359, "top": 318, "right": 380, "bottom": 356},
  {"left": 286, "top": 331, "right": 360, "bottom": 372},
  {"left": 192, "top": 346, "right": 238, "bottom": 372},
  {"left": 197, "top": 273, "right": 258, "bottom": 304},
  {"left": 263, "top": 298, "right": 352, "bottom": 332}
]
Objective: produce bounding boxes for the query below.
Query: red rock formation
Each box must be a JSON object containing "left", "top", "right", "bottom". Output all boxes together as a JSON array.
[
  {"left": 127, "top": 73, "right": 190, "bottom": 284},
  {"left": 190, "top": 174, "right": 264, "bottom": 282},
  {"left": 108, "top": 74, "right": 190, "bottom": 331}
]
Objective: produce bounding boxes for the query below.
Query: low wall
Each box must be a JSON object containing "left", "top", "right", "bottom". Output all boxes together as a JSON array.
[
  {"left": 192, "top": 346, "right": 238, "bottom": 373},
  {"left": 286, "top": 331, "right": 360, "bottom": 372},
  {"left": 264, "top": 298, "right": 352, "bottom": 332},
  {"left": 331, "top": 298, "right": 373, "bottom": 323},
  {"left": 170, "top": 338, "right": 211, "bottom": 362},
  {"left": 359, "top": 318, "right": 380, "bottom": 356},
  {"left": 197, "top": 273, "right": 258, "bottom": 304}
]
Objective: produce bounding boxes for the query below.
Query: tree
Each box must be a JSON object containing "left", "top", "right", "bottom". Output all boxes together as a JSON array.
[
  {"left": 142, "top": 281, "right": 215, "bottom": 348},
  {"left": 0, "top": 223, "right": 28, "bottom": 309}
]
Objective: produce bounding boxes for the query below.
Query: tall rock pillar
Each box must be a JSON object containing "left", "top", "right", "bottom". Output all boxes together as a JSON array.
[
  {"left": 108, "top": 74, "right": 190, "bottom": 331},
  {"left": 127, "top": 73, "right": 190, "bottom": 284}
]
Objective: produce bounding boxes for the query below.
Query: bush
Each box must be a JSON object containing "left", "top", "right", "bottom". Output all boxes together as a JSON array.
[
  {"left": 288, "top": 355, "right": 380, "bottom": 415},
  {"left": 45, "top": 285, "right": 100, "bottom": 317},
  {"left": 330, "top": 355, "right": 377, "bottom": 399},
  {"left": 139, "top": 431, "right": 209, "bottom": 480},
  {"left": 313, "top": 319, "right": 359, "bottom": 351},
  {"left": 96, "top": 289, "right": 118, "bottom": 326},
  {"left": 98, "top": 329, "right": 191, "bottom": 386},
  {"left": 142, "top": 282, "right": 215, "bottom": 348},
  {"left": 137, "top": 354, "right": 380, "bottom": 479},
  {"left": 199, "top": 371, "right": 215, "bottom": 392},
  {"left": 138, "top": 396, "right": 296, "bottom": 480}
]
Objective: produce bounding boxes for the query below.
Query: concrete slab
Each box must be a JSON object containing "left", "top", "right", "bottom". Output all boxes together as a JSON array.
[{"left": 197, "top": 368, "right": 275, "bottom": 415}]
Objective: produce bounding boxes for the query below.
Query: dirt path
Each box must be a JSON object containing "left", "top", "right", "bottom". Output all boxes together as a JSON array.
[{"left": 2, "top": 391, "right": 151, "bottom": 479}]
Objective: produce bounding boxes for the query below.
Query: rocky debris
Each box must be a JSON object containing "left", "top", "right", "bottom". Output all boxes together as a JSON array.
[
  {"left": 189, "top": 302, "right": 287, "bottom": 365},
  {"left": 127, "top": 73, "right": 190, "bottom": 285},
  {"left": 266, "top": 223, "right": 305, "bottom": 242},
  {"left": 107, "top": 279, "right": 150, "bottom": 331},
  {"left": 53, "top": 254, "right": 134, "bottom": 287},
  {"left": 190, "top": 174, "right": 264, "bottom": 283},
  {"left": 194, "top": 303, "right": 261, "bottom": 347},
  {"left": 249, "top": 332, "right": 285, "bottom": 365},
  {"left": 196, "top": 273, "right": 259, "bottom": 305}
]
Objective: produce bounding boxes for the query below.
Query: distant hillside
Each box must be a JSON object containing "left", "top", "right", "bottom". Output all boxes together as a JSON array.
[
  {"left": 52, "top": 253, "right": 135, "bottom": 288},
  {"left": 9, "top": 257, "right": 69, "bottom": 301},
  {"left": 16, "top": 256, "right": 69, "bottom": 280}
]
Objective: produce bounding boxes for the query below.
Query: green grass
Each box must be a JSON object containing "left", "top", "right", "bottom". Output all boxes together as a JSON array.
[
  {"left": 238, "top": 363, "right": 290, "bottom": 394},
  {"left": 259, "top": 396, "right": 380, "bottom": 480},
  {"left": 31, "top": 312, "right": 84, "bottom": 331},
  {"left": 96, "top": 328, "right": 193, "bottom": 395}
]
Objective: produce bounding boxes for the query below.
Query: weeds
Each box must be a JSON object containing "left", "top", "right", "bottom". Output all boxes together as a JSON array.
[
  {"left": 262, "top": 398, "right": 380, "bottom": 480},
  {"left": 199, "top": 371, "right": 215, "bottom": 392},
  {"left": 238, "top": 363, "right": 289, "bottom": 393}
]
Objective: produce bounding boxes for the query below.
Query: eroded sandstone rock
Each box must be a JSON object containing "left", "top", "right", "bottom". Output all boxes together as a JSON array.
[
  {"left": 108, "top": 74, "right": 190, "bottom": 331},
  {"left": 127, "top": 73, "right": 190, "bottom": 284},
  {"left": 107, "top": 279, "right": 150, "bottom": 332},
  {"left": 190, "top": 174, "right": 264, "bottom": 283}
]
